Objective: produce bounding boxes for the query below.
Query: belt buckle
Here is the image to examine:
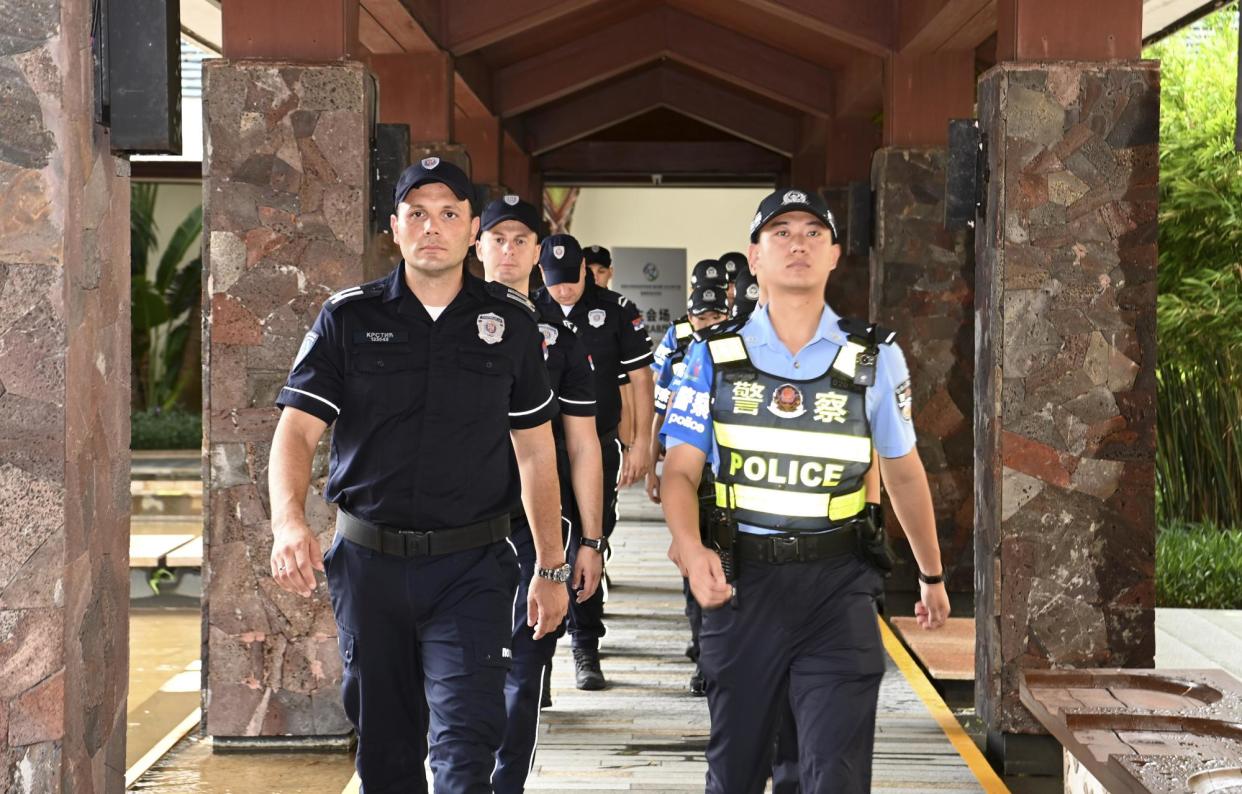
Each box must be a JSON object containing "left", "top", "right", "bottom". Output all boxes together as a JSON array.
[
  {"left": 399, "top": 530, "right": 431, "bottom": 556},
  {"left": 771, "top": 535, "right": 800, "bottom": 564}
]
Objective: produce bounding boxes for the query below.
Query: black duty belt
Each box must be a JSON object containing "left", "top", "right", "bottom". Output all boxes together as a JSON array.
[
  {"left": 336, "top": 509, "right": 510, "bottom": 558},
  {"left": 735, "top": 523, "right": 860, "bottom": 564}
]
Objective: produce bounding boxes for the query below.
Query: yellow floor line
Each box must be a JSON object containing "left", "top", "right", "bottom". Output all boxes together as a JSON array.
[
  {"left": 124, "top": 707, "right": 201, "bottom": 790},
  {"left": 341, "top": 773, "right": 361, "bottom": 794},
  {"left": 879, "top": 618, "right": 1010, "bottom": 793}
]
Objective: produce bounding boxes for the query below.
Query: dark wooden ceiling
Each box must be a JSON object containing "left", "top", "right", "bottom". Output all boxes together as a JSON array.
[{"left": 358, "top": 0, "right": 1000, "bottom": 179}]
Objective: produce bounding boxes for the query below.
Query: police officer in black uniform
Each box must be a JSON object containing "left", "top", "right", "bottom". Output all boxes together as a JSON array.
[
  {"left": 533, "top": 234, "right": 655, "bottom": 690},
  {"left": 268, "top": 159, "right": 570, "bottom": 793},
  {"left": 475, "top": 195, "right": 606, "bottom": 792}
]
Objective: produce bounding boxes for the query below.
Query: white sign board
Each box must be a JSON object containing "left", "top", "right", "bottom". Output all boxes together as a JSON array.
[{"left": 609, "top": 247, "right": 687, "bottom": 342}]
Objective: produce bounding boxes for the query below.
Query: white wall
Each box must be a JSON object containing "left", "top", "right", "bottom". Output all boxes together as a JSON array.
[{"left": 568, "top": 187, "right": 771, "bottom": 284}]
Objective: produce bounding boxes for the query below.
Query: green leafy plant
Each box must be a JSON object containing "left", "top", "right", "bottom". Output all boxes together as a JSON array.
[
  {"left": 130, "top": 406, "right": 202, "bottom": 450},
  {"left": 1156, "top": 521, "right": 1242, "bottom": 609},
  {"left": 1145, "top": 6, "right": 1242, "bottom": 528},
  {"left": 131, "top": 183, "right": 203, "bottom": 413}
]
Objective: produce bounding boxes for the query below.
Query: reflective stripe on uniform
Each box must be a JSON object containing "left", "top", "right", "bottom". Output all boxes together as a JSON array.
[
  {"left": 714, "top": 422, "right": 872, "bottom": 463},
  {"left": 715, "top": 481, "right": 867, "bottom": 520},
  {"left": 707, "top": 336, "right": 747, "bottom": 364}
]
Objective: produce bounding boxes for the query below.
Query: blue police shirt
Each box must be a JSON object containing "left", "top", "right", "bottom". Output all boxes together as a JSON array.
[
  {"left": 660, "top": 303, "right": 916, "bottom": 535},
  {"left": 277, "top": 263, "right": 558, "bottom": 529}
]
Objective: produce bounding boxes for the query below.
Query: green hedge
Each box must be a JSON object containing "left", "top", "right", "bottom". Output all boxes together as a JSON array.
[
  {"left": 131, "top": 408, "right": 202, "bottom": 450},
  {"left": 1156, "top": 522, "right": 1242, "bottom": 609}
]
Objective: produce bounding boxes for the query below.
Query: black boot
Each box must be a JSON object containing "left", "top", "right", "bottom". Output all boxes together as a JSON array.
[
  {"left": 573, "top": 647, "right": 606, "bottom": 690},
  {"left": 540, "top": 662, "right": 553, "bottom": 709}
]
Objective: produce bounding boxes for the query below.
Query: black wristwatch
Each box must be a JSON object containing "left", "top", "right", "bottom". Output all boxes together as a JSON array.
[
  {"left": 579, "top": 536, "right": 609, "bottom": 554},
  {"left": 918, "top": 570, "right": 944, "bottom": 585},
  {"left": 536, "top": 563, "right": 572, "bottom": 584}
]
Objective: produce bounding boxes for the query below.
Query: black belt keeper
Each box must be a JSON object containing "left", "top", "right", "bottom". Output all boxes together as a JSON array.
[
  {"left": 735, "top": 523, "right": 860, "bottom": 565},
  {"left": 336, "top": 509, "right": 510, "bottom": 558}
]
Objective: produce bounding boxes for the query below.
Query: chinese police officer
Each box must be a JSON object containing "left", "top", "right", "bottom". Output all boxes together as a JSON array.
[
  {"left": 268, "top": 159, "right": 569, "bottom": 793},
  {"left": 533, "top": 234, "right": 655, "bottom": 690},
  {"left": 659, "top": 188, "right": 950, "bottom": 793},
  {"left": 475, "top": 195, "right": 606, "bottom": 792}
]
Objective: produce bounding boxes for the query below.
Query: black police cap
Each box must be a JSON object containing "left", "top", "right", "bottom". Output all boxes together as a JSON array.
[
  {"left": 538, "top": 234, "right": 584, "bottom": 286},
  {"left": 584, "top": 245, "right": 612, "bottom": 267},
  {"left": 687, "top": 284, "right": 728, "bottom": 317},
  {"left": 732, "top": 265, "right": 760, "bottom": 318},
  {"left": 748, "top": 188, "right": 839, "bottom": 243},
  {"left": 718, "top": 252, "right": 747, "bottom": 283},
  {"left": 690, "top": 259, "right": 727, "bottom": 289},
  {"left": 393, "top": 156, "right": 474, "bottom": 212},
  {"left": 481, "top": 194, "right": 541, "bottom": 236}
]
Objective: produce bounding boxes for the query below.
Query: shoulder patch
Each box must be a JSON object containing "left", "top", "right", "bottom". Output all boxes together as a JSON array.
[
  {"left": 484, "top": 280, "right": 538, "bottom": 319},
  {"left": 325, "top": 280, "right": 384, "bottom": 311}
]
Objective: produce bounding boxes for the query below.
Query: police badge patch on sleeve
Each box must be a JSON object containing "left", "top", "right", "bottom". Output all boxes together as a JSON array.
[
  {"left": 293, "top": 331, "right": 319, "bottom": 368},
  {"left": 895, "top": 379, "right": 913, "bottom": 421}
]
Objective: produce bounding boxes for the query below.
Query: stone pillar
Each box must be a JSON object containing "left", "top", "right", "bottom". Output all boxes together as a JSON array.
[
  {"left": 869, "top": 150, "right": 975, "bottom": 594},
  {"left": 974, "top": 60, "right": 1158, "bottom": 754},
  {"left": 202, "top": 60, "right": 372, "bottom": 741},
  {"left": 0, "top": 0, "right": 131, "bottom": 790}
]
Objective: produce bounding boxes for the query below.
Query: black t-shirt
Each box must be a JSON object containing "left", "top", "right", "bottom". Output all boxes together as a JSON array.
[
  {"left": 276, "top": 263, "right": 557, "bottom": 528},
  {"left": 537, "top": 316, "right": 597, "bottom": 426},
  {"left": 533, "top": 280, "right": 652, "bottom": 435}
]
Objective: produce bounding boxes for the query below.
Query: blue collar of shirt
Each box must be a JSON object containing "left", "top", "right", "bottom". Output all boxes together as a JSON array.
[{"left": 744, "top": 303, "right": 848, "bottom": 356}]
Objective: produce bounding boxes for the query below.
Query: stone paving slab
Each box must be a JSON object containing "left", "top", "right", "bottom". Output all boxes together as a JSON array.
[{"left": 526, "top": 492, "right": 986, "bottom": 792}]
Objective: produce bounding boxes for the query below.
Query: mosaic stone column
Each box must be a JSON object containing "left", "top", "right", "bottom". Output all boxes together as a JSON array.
[
  {"left": 870, "top": 149, "right": 975, "bottom": 594},
  {"left": 0, "top": 0, "right": 131, "bottom": 789},
  {"left": 202, "top": 60, "right": 372, "bottom": 740},
  {"left": 974, "top": 61, "right": 1158, "bottom": 741}
]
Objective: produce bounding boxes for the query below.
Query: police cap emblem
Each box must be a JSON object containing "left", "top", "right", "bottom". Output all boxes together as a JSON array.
[
  {"left": 703, "top": 289, "right": 716, "bottom": 302},
  {"left": 746, "top": 283, "right": 760, "bottom": 300},
  {"left": 553, "top": 245, "right": 566, "bottom": 260},
  {"left": 767, "top": 383, "right": 806, "bottom": 419},
  {"left": 588, "top": 308, "right": 606, "bottom": 328},
  {"left": 477, "top": 312, "right": 505, "bottom": 344},
  {"left": 705, "top": 266, "right": 718, "bottom": 279},
  {"left": 503, "top": 194, "right": 520, "bottom": 206},
  {"left": 782, "top": 190, "right": 808, "bottom": 205},
  {"left": 421, "top": 156, "right": 440, "bottom": 169}
]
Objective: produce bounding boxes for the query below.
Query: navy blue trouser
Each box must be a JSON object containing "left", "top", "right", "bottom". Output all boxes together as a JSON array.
[
  {"left": 697, "top": 553, "right": 886, "bottom": 794},
  {"left": 566, "top": 429, "right": 621, "bottom": 651},
  {"left": 324, "top": 532, "right": 519, "bottom": 793},
  {"left": 492, "top": 506, "right": 574, "bottom": 794}
]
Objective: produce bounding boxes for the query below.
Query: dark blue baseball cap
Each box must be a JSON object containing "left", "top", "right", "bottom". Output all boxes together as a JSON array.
[
  {"left": 718, "top": 251, "right": 747, "bottom": 282},
  {"left": 732, "top": 265, "right": 760, "bottom": 319},
  {"left": 688, "top": 284, "right": 728, "bottom": 317},
  {"left": 481, "top": 194, "right": 541, "bottom": 236},
  {"left": 584, "top": 245, "right": 612, "bottom": 267},
  {"left": 393, "top": 156, "right": 473, "bottom": 212},
  {"left": 748, "top": 188, "right": 839, "bottom": 243},
  {"left": 538, "top": 234, "right": 584, "bottom": 286},
  {"left": 690, "top": 259, "right": 727, "bottom": 289}
]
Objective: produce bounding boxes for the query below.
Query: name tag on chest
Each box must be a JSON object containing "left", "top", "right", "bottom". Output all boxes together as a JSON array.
[{"left": 353, "top": 331, "right": 410, "bottom": 344}]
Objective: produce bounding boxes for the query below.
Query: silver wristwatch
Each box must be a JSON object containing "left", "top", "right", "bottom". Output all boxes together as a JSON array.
[{"left": 536, "top": 563, "right": 572, "bottom": 584}]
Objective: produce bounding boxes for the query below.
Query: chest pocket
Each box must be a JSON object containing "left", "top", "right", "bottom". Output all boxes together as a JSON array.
[
  {"left": 458, "top": 349, "right": 513, "bottom": 416},
  {"left": 345, "top": 346, "right": 422, "bottom": 415}
]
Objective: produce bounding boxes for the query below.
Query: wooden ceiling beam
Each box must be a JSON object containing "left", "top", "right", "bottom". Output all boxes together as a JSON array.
[
  {"left": 731, "top": 0, "right": 895, "bottom": 57},
  {"left": 494, "top": 7, "right": 834, "bottom": 118},
  {"left": 899, "top": 0, "right": 997, "bottom": 55},
  {"left": 359, "top": 0, "right": 439, "bottom": 51},
  {"left": 539, "top": 141, "right": 787, "bottom": 176},
  {"left": 523, "top": 68, "right": 801, "bottom": 156},
  {"left": 444, "top": 0, "right": 611, "bottom": 55},
  {"left": 834, "top": 54, "right": 885, "bottom": 119}
]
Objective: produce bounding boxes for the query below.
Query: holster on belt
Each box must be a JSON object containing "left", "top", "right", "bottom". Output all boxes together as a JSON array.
[{"left": 856, "top": 502, "right": 895, "bottom": 576}]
